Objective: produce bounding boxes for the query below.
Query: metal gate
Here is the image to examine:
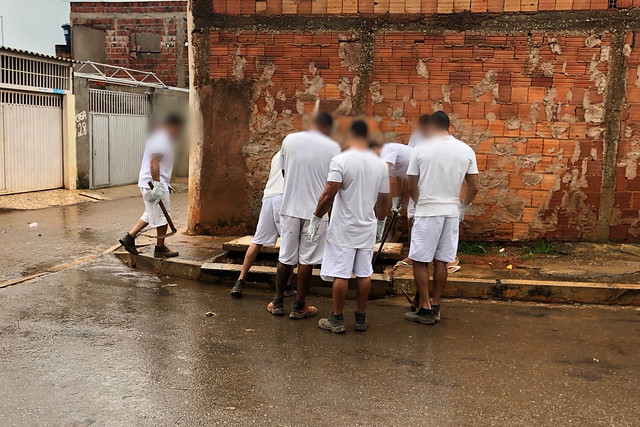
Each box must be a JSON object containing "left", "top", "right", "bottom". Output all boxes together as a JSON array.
[
  {"left": 89, "top": 89, "right": 150, "bottom": 188},
  {"left": 0, "top": 90, "right": 63, "bottom": 194}
]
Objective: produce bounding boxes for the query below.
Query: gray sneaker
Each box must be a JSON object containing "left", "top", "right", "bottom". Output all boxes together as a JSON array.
[
  {"left": 119, "top": 233, "right": 138, "bottom": 255},
  {"left": 354, "top": 312, "right": 368, "bottom": 332},
  {"left": 405, "top": 308, "right": 436, "bottom": 325},
  {"left": 231, "top": 279, "right": 244, "bottom": 297},
  {"left": 154, "top": 245, "right": 179, "bottom": 258},
  {"left": 318, "top": 313, "right": 346, "bottom": 334},
  {"left": 432, "top": 304, "right": 440, "bottom": 322}
]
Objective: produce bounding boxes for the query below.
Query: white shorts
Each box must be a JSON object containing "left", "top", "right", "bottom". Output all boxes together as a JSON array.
[
  {"left": 140, "top": 189, "right": 171, "bottom": 229},
  {"left": 320, "top": 241, "right": 374, "bottom": 282},
  {"left": 407, "top": 198, "right": 416, "bottom": 219},
  {"left": 252, "top": 194, "right": 283, "bottom": 246},
  {"left": 278, "top": 215, "right": 328, "bottom": 266},
  {"left": 409, "top": 216, "right": 459, "bottom": 263}
]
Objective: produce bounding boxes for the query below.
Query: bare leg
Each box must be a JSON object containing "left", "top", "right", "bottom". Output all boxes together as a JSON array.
[
  {"left": 431, "top": 259, "right": 448, "bottom": 306},
  {"left": 355, "top": 276, "right": 371, "bottom": 313},
  {"left": 332, "top": 278, "right": 349, "bottom": 315},
  {"left": 275, "top": 262, "right": 294, "bottom": 299},
  {"left": 295, "top": 264, "right": 313, "bottom": 304},
  {"left": 239, "top": 243, "right": 264, "bottom": 280},
  {"left": 412, "top": 261, "right": 432, "bottom": 310},
  {"left": 129, "top": 219, "right": 148, "bottom": 237},
  {"left": 156, "top": 225, "right": 168, "bottom": 247}
]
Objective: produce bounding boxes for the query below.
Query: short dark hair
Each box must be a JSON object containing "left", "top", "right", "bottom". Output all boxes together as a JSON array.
[
  {"left": 165, "top": 113, "right": 184, "bottom": 127},
  {"left": 418, "top": 114, "right": 430, "bottom": 126},
  {"left": 314, "top": 112, "right": 333, "bottom": 129},
  {"left": 428, "top": 111, "right": 450, "bottom": 131},
  {"left": 369, "top": 140, "right": 382, "bottom": 149},
  {"left": 350, "top": 120, "right": 368, "bottom": 139}
]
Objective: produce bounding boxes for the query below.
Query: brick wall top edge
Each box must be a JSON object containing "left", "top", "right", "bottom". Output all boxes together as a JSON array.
[
  {"left": 207, "top": 0, "right": 637, "bottom": 15},
  {"left": 71, "top": 1, "right": 187, "bottom": 13}
]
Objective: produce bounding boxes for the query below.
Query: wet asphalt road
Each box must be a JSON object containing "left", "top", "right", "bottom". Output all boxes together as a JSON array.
[
  {"left": 1, "top": 255, "right": 640, "bottom": 426},
  {"left": 0, "top": 192, "right": 188, "bottom": 283}
]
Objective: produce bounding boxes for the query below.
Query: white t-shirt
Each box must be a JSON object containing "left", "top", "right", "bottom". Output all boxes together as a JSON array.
[
  {"left": 407, "top": 135, "right": 478, "bottom": 217},
  {"left": 263, "top": 151, "right": 284, "bottom": 199},
  {"left": 279, "top": 130, "right": 341, "bottom": 220},
  {"left": 326, "top": 148, "right": 390, "bottom": 249},
  {"left": 138, "top": 129, "right": 174, "bottom": 191},
  {"left": 408, "top": 130, "right": 426, "bottom": 148},
  {"left": 380, "top": 143, "right": 413, "bottom": 178}
]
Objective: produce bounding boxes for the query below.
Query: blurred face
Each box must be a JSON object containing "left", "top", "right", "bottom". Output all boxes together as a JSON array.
[
  {"left": 419, "top": 123, "right": 431, "bottom": 138},
  {"left": 166, "top": 123, "right": 183, "bottom": 140}
]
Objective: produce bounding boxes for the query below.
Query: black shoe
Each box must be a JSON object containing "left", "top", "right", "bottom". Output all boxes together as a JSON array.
[
  {"left": 283, "top": 282, "right": 297, "bottom": 297},
  {"left": 231, "top": 279, "right": 244, "bottom": 297},
  {"left": 354, "top": 312, "right": 368, "bottom": 332},
  {"left": 119, "top": 233, "right": 138, "bottom": 255},
  {"left": 318, "top": 313, "right": 346, "bottom": 334},
  {"left": 432, "top": 304, "right": 440, "bottom": 322},
  {"left": 154, "top": 245, "right": 179, "bottom": 258},
  {"left": 405, "top": 308, "right": 436, "bottom": 325}
]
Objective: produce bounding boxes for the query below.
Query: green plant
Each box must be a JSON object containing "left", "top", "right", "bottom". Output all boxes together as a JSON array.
[
  {"left": 523, "top": 241, "right": 557, "bottom": 255},
  {"left": 523, "top": 252, "right": 535, "bottom": 259},
  {"left": 458, "top": 241, "right": 487, "bottom": 255}
]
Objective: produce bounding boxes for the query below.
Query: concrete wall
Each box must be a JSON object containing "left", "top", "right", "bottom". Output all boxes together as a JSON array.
[
  {"left": 70, "top": 2, "right": 188, "bottom": 88},
  {"left": 189, "top": 0, "right": 640, "bottom": 242}
]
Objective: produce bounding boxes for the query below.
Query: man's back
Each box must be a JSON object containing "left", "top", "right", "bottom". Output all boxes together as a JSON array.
[
  {"left": 327, "top": 149, "right": 389, "bottom": 249},
  {"left": 280, "top": 130, "right": 341, "bottom": 220},
  {"left": 380, "top": 142, "right": 413, "bottom": 178},
  {"left": 408, "top": 135, "right": 478, "bottom": 217}
]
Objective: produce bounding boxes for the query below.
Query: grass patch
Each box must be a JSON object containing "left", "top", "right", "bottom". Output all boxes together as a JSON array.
[
  {"left": 523, "top": 241, "right": 558, "bottom": 255},
  {"left": 458, "top": 241, "right": 488, "bottom": 255}
]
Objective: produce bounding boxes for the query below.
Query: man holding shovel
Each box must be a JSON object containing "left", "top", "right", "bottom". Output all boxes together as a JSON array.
[{"left": 119, "top": 114, "right": 184, "bottom": 258}]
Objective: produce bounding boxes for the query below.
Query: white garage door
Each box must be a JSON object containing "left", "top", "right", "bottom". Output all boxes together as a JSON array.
[{"left": 0, "top": 90, "right": 63, "bottom": 194}]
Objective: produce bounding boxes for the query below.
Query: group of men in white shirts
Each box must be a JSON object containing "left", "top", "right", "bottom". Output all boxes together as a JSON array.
[{"left": 233, "top": 110, "right": 479, "bottom": 332}]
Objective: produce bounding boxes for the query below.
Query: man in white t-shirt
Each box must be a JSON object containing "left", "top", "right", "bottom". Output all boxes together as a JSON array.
[
  {"left": 405, "top": 111, "right": 479, "bottom": 326},
  {"left": 310, "top": 121, "right": 389, "bottom": 333},
  {"left": 232, "top": 150, "right": 291, "bottom": 297},
  {"left": 267, "top": 113, "right": 341, "bottom": 319},
  {"left": 407, "top": 114, "right": 431, "bottom": 148},
  {"left": 119, "top": 114, "right": 184, "bottom": 258}
]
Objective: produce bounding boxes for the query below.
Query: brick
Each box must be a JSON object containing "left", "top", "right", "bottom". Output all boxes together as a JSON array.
[{"left": 422, "top": 0, "right": 438, "bottom": 11}]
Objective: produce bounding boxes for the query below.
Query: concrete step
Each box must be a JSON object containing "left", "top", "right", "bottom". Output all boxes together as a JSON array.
[
  {"left": 201, "top": 262, "right": 392, "bottom": 299},
  {"left": 113, "top": 252, "right": 640, "bottom": 305},
  {"left": 223, "top": 235, "right": 404, "bottom": 260}
]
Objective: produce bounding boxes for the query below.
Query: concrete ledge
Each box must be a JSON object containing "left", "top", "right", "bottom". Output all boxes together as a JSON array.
[
  {"left": 394, "top": 277, "right": 640, "bottom": 306},
  {"left": 113, "top": 252, "right": 640, "bottom": 305},
  {"left": 114, "top": 252, "right": 201, "bottom": 281},
  {"left": 201, "top": 262, "right": 391, "bottom": 299}
]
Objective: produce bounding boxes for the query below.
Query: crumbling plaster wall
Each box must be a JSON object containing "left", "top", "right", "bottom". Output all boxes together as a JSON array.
[{"left": 189, "top": 1, "right": 640, "bottom": 241}]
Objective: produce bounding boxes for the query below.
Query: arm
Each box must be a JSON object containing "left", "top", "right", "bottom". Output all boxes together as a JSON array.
[
  {"left": 461, "top": 173, "right": 479, "bottom": 206},
  {"left": 374, "top": 193, "right": 391, "bottom": 221},
  {"left": 150, "top": 153, "right": 163, "bottom": 182},
  {"left": 314, "top": 181, "right": 341, "bottom": 218},
  {"left": 408, "top": 175, "right": 419, "bottom": 204}
]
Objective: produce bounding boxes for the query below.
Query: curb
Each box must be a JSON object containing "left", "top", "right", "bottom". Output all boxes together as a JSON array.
[{"left": 113, "top": 252, "right": 640, "bottom": 306}]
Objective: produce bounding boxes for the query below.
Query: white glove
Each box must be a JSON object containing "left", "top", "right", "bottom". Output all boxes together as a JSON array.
[
  {"left": 458, "top": 201, "right": 470, "bottom": 222},
  {"left": 144, "top": 181, "right": 164, "bottom": 205},
  {"left": 391, "top": 197, "right": 401, "bottom": 214},
  {"left": 376, "top": 218, "right": 387, "bottom": 243},
  {"left": 307, "top": 215, "right": 322, "bottom": 242}
]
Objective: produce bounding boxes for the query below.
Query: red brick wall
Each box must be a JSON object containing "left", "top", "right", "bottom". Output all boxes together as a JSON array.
[
  {"left": 191, "top": 1, "right": 640, "bottom": 241},
  {"left": 612, "top": 31, "right": 640, "bottom": 240},
  {"left": 71, "top": 2, "right": 187, "bottom": 87},
  {"left": 211, "top": 0, "right": 639, "bottom": 14}
]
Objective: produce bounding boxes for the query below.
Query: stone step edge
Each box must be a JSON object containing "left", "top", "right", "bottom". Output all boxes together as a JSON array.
[{"left": 113, "top": 252, "right": 640, "bottom": 306}]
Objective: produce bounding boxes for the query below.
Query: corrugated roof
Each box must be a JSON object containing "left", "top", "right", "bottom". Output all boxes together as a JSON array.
[{"left": 0, "top": 46, "right": 76, "bottom": 63}]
